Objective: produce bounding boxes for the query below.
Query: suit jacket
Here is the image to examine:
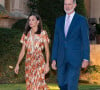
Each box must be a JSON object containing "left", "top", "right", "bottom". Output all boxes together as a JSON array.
[{"left": 51, "top": 12, "right": 90, "bottom": 68}]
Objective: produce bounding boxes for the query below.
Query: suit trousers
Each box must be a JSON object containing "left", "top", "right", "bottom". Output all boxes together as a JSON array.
[{"left": 57, "top": 49, "right": 81, "bottom": 90}]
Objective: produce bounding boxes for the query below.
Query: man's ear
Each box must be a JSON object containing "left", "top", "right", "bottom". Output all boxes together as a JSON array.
[{"left": 74, "top": 4, "right": 77, "bottom": 8}]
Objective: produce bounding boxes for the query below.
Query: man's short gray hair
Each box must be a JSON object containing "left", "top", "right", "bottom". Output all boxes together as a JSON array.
[{"left": 73, "top": 0, "right": 76, "bottom": 4}]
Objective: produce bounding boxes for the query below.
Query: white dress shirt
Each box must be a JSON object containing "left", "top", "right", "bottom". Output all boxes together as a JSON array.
[{"left": 64, "top": 11, "right": 75, "bottom": 37}]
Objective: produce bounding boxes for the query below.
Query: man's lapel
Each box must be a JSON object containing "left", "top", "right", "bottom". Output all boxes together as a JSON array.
[
  {"left": 66, "top": 13, "right": 78, "bottom": 39},
  {"left": 61, "top": 15, "right": 66, "bottom": 39}
]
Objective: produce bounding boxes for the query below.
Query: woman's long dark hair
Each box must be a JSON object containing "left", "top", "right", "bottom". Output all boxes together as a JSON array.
[{"left": 24, "top": 12, "right": 43, "bottom": 35}]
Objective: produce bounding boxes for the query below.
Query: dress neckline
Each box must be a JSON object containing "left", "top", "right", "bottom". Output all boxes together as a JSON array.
[{"left": 30, "top": 30, "right": 42, "bottom": 36}]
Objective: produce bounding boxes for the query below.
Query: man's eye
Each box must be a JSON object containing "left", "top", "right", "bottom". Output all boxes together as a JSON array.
[{"left": 32, "top": 19, "right": 35, "bottom": 21}]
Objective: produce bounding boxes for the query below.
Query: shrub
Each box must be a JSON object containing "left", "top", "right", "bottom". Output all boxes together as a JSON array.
[
  {"left": 11, "top": 19, "right": 27, "bottom": 32},
  {"left": 0, "top": 28, "right": 25, "bottom": 83},
  {"left": 80, "top": 65, "right": 100, "bottom": 84},
  {"left": 76, "top": 0, "right": 87, "bottom": 17},
  {"left": 38, "top": 0, "right": 64, "bottom": 38}
]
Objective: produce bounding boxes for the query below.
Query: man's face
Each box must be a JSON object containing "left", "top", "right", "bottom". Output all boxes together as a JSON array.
[{"left": 64, "top": 0, "right": 76, "bottom": 14}]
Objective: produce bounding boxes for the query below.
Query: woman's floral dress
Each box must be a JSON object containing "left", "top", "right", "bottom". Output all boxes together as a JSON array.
[{"left": 20, "top": 30, "right": 50, "bottom": 90}]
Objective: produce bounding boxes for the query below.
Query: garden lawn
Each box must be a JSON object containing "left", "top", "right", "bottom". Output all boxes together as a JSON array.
[{"left": 0, "top": 84, "right": 100, "bottom": 90}]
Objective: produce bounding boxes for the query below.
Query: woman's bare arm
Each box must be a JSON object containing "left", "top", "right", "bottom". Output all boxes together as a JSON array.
[
  {"left": 14, "top": 44, "right": 26, "bottom": 74},
  {"left": 44, "top": 41, "right": 50, "bottom": 65},
  {"left": 16, "top": 44, "right": 26, "bottom": 65}
]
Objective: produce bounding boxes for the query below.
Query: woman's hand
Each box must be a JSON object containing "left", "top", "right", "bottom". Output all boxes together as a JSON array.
[
  {"left": 14, "top": 64, "right": 19, "bottom": 74},
  {"left": 45, "top": 63, "right": 49, "bottom": 74}
]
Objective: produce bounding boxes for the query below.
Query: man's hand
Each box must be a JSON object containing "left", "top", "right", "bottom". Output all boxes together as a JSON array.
[
  {"left": 82, "top": 60, "right": 89, "bottom": 68},
  {"left": 51, "top": 60, "right": 57, "bottom": 70}
]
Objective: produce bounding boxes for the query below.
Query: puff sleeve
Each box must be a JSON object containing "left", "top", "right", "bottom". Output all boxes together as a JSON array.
[
  {"left": 42, "top": 30, "right": 50, "bottom": 44},
  {"left": 20, "top": 33, "right": 27, "bottom": 45}
]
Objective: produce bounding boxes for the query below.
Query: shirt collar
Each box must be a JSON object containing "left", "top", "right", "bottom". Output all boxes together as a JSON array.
[{"left": 66, "top": 11, "right": 75, "bottom": 19}]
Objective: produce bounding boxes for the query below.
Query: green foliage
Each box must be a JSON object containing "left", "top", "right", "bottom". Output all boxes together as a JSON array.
[
  {"left": 12, "top": 19, "right": 27, "bottom": 32},
  {"left": 27, "top": 0, "right": 38, "bottom": 12},
  {"left": 38, "top": 0, "right": 64, "bottom": 38},
  {"left": 0, "top": 28, "right": 25, "bottom": 83},
  {"left": 80, "top": 65, "right": 100, "bottom": 84},
  {"left": 81, "top": 65, "right": 100, "bottom": 74},
  {"left": 76, "top": 0, "right": 87, "bottom": 17},
  {"left": 43, "top": 23, "right": 51, "bottom": 38},
  {"left": 27, "top": 0, "right": 64, "bottom": 38},
  {"left": 96, "top": 24, "right": 100, "bottom": 34}
]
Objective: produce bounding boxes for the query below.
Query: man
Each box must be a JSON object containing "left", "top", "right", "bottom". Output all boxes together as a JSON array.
[{"left": 51, "top": 0, "right": 90, "bottom": 90}]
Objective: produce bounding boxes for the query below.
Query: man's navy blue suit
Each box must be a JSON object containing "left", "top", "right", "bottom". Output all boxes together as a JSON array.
[{"left": 52, "top": 12, "right": 90, "bottom": 90}]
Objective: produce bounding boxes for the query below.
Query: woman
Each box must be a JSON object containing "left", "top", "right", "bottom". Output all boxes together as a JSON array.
[{"left": 14, "top": 12, "right": 50, "bottom": 90}]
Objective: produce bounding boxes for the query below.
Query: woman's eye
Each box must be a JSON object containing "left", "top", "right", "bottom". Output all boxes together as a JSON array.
[{"left": 32, "top": 19, "right": 35, "bottom": 21}]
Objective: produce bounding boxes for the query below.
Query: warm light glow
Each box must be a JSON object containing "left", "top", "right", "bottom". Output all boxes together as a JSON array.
[
  {"left": 48, "top": 85, "right": 60, "bottom": 90},
  {"left": 9, "top": 65, "right": 13, "bottom": 69}
]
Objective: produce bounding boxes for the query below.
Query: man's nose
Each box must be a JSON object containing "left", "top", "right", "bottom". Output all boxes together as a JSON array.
[
  {"left": 66, "top": 6, "right": 69, "bottom": 8},
  {"left": 65, "top": 5, "right": 69, "bottom": 8}
]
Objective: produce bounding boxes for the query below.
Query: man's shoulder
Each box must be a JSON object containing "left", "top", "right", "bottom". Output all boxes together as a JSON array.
[
  {"left": 76, "top": 13, "right": 88, "bottom": 25},
  {"left": 55, "top": 15, "right": 65, "bottom": 23},
  {"left": 76, "top": 13, "right": 87, "bottom": 21},
  {"left": 56, "top": 15, "right": 65, "bottom": 21}
]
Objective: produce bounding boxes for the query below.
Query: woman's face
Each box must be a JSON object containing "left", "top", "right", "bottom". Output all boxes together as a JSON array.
[{"left": 29, "top": 15, "right": 39, "bottom": 28}]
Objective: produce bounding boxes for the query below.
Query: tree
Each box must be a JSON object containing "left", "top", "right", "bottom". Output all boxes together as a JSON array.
[
  {"left": 76, "top": 0, "right": 87, "bottom": 17},
  {"left": 27, "top": 0, "right": 38, "bottom": 12},
  {"left": 38, "top": 0, "right": 64, "bottom": 37}
]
